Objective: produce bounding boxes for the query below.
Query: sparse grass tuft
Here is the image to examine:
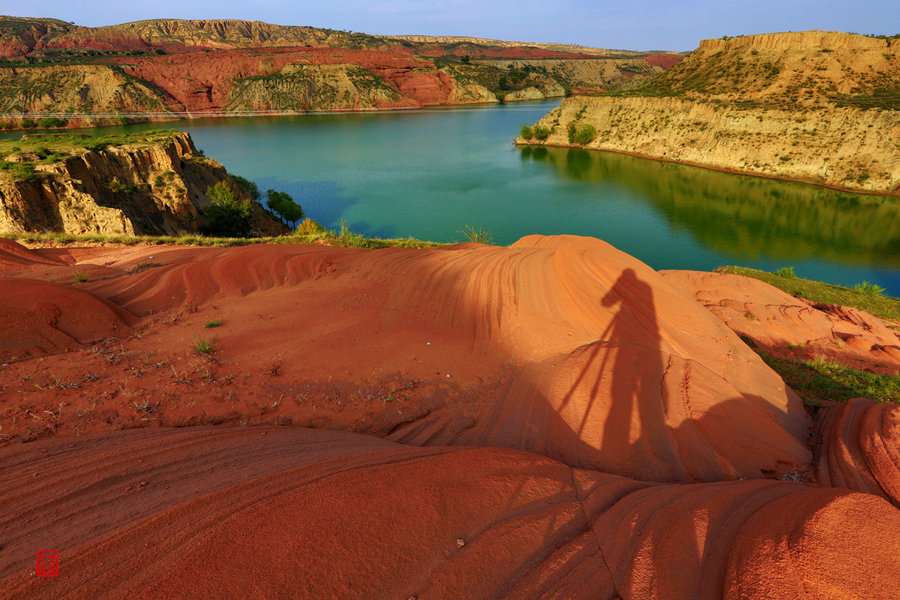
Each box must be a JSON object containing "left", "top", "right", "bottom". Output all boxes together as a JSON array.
[
  {"left": 459, "top": 224, "right": 494, "bottom": 245},
  {"left": 73, "top": 271, "right": 90, "bottom": 282},
  {"left": 203, "top": 319, "right": 223, "bottom": 329},
  {"left": 193, "top": 336, "right": 217, "bottom": 355}
]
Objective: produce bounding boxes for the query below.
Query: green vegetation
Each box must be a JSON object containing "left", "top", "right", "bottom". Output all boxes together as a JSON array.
[
  {"left": 0, "top": 130, "right": 182, "bottom": 162},
  {"left": 572, "top": 124, "right": 597, "bottom": 144},
  {"left": 776, "top": 266, "right": 796, "bottom": 278},
  {"left": 715, "top": 266, "right": 900, "bottom": 321},
  {"left": 518, "top": 123, "right": 550, "bottom": 140},
  {"left": 232, "top": 175, "right": 260, "bottom": 200},
  {"left": 2, "top": 225, "right": 444, "bottom": 251},
  {"left": 203, "top": 320, "right": 224, "bottom": 329},
  {"left": 193, "top": 336, "right": 217, "bottom": 355},
  {"left": 437, "top": 60, "right": 563, "bottom": 100},
  {"left": 532, "top": 125, "right": 551, "bottom": 140},
  {"left": 73, "top": 271, "right": 90, "bottom": 282},
  {"left": 459, "top": 224, "right": 494, "bottom": 245},
  {"left": 0, "top": 160, "right": 41, "bottom": 183},
  {"left": 830, "top": 88, "right": 900, "bottom": 111},
  {"left": 853, "top": 281, "right": 886, "bottom": 295},
  {"left": 759, "top": 352, "right": 900, "bottom": 406},
  {"left": 266, "top": 189, "right": 305, "bottom": 228},
  {"left": 201, "top": 181, "right": 253, "bottom": 238}
]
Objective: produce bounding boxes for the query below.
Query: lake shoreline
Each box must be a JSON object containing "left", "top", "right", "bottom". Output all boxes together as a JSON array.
[{"left": 516, "top": 140, "right": 900, "bottom": 198}]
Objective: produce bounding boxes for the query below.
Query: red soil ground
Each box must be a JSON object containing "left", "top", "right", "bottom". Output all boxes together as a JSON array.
[{"left": 1, "top": 236, "right": 898, "bottom": 598}]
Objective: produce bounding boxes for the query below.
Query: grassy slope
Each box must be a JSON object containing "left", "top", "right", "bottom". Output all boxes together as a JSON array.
[
  {"left": 716, "top": 265, "right": 900, "bottom": 405},
  {"left": 715, "top": 265, "right": 900, "bottom": 320},
  {"left": 1, "top": 226, "right": 445, "bottom": 250}
]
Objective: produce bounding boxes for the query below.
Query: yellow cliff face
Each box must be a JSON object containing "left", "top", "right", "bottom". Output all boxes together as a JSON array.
[
  {"left": 522, "top": 96, "right": 899, "bottom": 194},
  {"left": 0, "top": 132, "right": 285, "bottom": 236},
  {"left": 0, "top": 64, "right": 171, "bottom": 119},
  {"left": 676, "top": 31, "right": 899, "bottom": 104},
  {"left": 519, "top": 32, "right": 900, "bottom": 195}
]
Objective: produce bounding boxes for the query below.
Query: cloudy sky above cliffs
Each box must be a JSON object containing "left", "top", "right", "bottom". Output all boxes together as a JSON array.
[{"left": 9, "top": 0, "right": 899, "bottom": 50}]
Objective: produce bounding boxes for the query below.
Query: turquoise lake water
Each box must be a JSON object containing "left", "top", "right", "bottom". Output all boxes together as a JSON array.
[{"left": 11, "top": 100, "right": 900, "bottom": 295}]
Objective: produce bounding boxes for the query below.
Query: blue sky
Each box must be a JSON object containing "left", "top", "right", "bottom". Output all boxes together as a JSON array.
[{"left": 5, "top": 0, "right": 899, "bottom": 51}]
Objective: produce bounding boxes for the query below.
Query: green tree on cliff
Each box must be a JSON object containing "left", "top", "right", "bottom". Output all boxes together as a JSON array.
[
  {"left": 266, "top": 189, "right": 305, "bottom": 229},
  {"left": 201, "top": 181, "right": 253, "bottom": 237}
]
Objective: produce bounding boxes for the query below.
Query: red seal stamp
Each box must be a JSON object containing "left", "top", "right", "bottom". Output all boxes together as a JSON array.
[{"left": 36, "top": 550, "right": 59, "bottom": 577}]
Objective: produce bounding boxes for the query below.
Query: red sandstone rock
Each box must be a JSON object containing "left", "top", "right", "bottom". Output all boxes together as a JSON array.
[
  {"left": 0, "top": 427, "right": 897, "bottom": 600},
  {"left": 660, "top": 270, "right": 900, "bottom": 374},
  {"left": 815, "top": 397, "right": 900, "bottom": 506},
  {"left": 0, "top": 236, "right": 811, "bottom": 481},
  {"left": 113, "top": 48, "right": 457, "bottom": 112}
]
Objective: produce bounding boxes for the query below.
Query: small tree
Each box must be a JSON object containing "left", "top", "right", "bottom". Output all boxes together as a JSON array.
[
  {"left": 266, "top": 189, "right": 305, "bottom": 229},
  {"left": 231, "top": 175, "right": 260, "bottom": 201},
  {"left": 202, "top": 181, "right": 253, "bottom": 237}
]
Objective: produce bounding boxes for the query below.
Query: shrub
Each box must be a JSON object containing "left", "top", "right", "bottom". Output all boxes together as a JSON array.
[
  {"left": 573, "top": 124, "right": 597, "bottom": 144},
  {"left": 37, "top": 117, "right": 67, "bottom": 128},
  {"left": 295, "top": 218, "right": 326, "bottom": 236},
  {"left": 232, "top": 175, "right": 260, "bottom": 201},
  {"left": 852, "top": 281, "right": 885, "bottom": 295},
  {"left": 532, "top": 125, "right": 551, "bottom": 140},
  {"left": 459, "top": 224, "right": 494, "bottom": 245},
  {"left": 777, "top": 266, "right": 796, "bottom": 278},
  {"left": 519, "top": 124, "right": 534, "bottom": 139},
  {"left": 201, "top": 181, "right": 253, "bottom": 237}
]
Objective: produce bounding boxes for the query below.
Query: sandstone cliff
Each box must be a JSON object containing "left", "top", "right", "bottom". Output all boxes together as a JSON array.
[
  {"left": 477, "top": 57, "right": 668, "bottom": 92},
  {"left": 519, "top": 32, "right": 900, "bottom": 195},
  {"left": 224, "top": 63, "right": 407, "bottom": 112},
  {"left": 0, "top": 64, "right": 172, "bottom": 123},
  {"left": 0, "top": 131, "right": 285, "bottom": 236},
  {"left": 653, "top": 31, "right": 899, "bottom": 105}
]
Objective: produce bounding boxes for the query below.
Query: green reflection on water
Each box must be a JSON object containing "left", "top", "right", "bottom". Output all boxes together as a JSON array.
[{"left": 520, "top": 146, "right": 900, "bottom": 269}]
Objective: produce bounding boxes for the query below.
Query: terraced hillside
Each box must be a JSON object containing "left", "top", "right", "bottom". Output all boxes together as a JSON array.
[{"left": 0, "top": 16, "right": 682, "bottom": 129}]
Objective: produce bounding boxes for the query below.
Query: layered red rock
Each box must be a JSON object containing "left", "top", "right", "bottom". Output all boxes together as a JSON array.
[
  {"left": 661, "top": 270, "right": 900, "bottom": 374},
  {"left": 814, "top": 398, "right": 900, "bottom": 506},
  {"left": 1, "top": 427, "right": 897, "bottom": 600},
  {"left": 0, "top": 236, "right": 811, "bottom": 481}
]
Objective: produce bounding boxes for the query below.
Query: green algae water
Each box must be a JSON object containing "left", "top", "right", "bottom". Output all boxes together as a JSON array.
[{"left": 15, "top": 100, "right": 900, "bottom": 295}]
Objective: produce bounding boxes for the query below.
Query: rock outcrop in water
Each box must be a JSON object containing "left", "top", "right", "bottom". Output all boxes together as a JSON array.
[
  {"left": 519, "top": 31, "right": 900, "bottom": 195},
  {"left": 0, "top": 235, "right": 898, "bottom": 598}
]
